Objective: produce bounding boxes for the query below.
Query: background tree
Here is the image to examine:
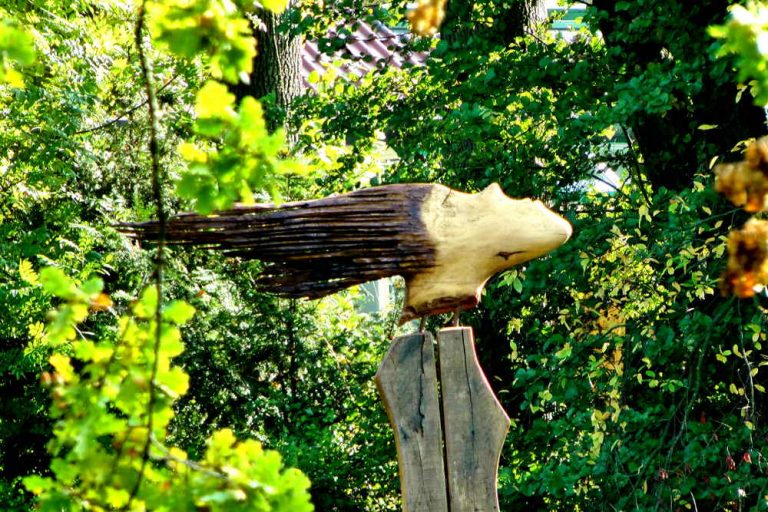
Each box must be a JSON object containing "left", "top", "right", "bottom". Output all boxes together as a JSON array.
[
  {"left": 232, "top": 0, "right": 304, "bottom": 136},
  {"left": 295, "top": 0, "right": 768, "bottom": 509},
  {"left": 590, "top": 0, "right": 766, "bottom": 190}
]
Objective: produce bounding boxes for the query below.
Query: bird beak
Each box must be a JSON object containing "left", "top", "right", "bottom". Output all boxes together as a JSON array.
[
  {"left": 529, "top": 200, "right": 572, "bottom": 256},
  {"left": 554, "top": 209, "right": 573, "bottom": 243}
]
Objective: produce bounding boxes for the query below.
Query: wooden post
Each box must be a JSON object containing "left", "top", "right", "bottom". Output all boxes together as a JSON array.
[
  {"left": 375, "top": 327, "right": 510, "bottom": 512},
  {"left": 375, "top": 332, "right": 449, "bottom": 512},
  {"left": 438, "top": 327, "right": 510, "bottom": 512}
]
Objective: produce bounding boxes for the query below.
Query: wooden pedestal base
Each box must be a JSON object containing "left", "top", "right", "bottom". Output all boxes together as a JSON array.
[{"left": 375, "top": 327, "right": 510, "bottom": 512}]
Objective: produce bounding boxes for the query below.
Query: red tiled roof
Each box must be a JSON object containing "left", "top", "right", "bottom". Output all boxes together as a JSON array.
[{"left": 301, "top": 21, "right": 429, "bottom": 89}]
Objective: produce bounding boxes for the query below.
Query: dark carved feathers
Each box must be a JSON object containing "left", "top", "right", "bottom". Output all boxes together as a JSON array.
[{"left": 119, "top": 184, "right": 437, "bottom": 300}]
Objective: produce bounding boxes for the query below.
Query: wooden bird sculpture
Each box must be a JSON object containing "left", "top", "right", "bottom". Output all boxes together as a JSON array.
[{"left": 119, "top": 183, "right": 572, "bottom": 324}]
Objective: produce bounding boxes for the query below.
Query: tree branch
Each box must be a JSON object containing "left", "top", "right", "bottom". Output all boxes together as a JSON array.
[
  {"left": 73, "top": 74, "right": 179, "bottom": 135},
  {"left": 123, "top": 1, "right": 167, "bottom": 508}
]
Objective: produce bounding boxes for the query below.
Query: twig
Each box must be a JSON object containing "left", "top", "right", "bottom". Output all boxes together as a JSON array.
[
  {"left": 123, "top": 1, "right": 167, "bottom": 508},
  {"left": 74, "top": 74, "right": 179, "bottom": 135},
  {"left": 663, "top": 300, "right": 733, "bottom": 469},
  {"left": 620, "top": 124, "right": 652, "bottom": 206},
  {"left": 736, "top": 301, "right": 756, "bottom": 429},
  {"left": 150, "top": 434, "right": 227, "bottom": 479}
]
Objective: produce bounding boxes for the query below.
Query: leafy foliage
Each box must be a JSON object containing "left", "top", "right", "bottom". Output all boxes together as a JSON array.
[
  {"left": 168, "top": 276, "right": 400, "bottom": 510},
  {"left": 711, "top": 2, "right": 768, "bottom": 105},
  {"left": 148, "top": 0, "right": 256, "bottom": 84},
  {"left": 23, "top": 274, "right": 311, "bottom": 511},
  {"left": 2, "top": 0, "right": 316, "bottom": 510},
  {"left": 5, "top": 0, "right": 768, "bottom": 511},
  {"left": 293, "top": 0, "right": 768, "bottom": 509},
  {"left": 177, "top": 80, "right": 308, "bottom": 213},
  {"left": 0, "top": 16, "right": 35, "bottom": 86}
]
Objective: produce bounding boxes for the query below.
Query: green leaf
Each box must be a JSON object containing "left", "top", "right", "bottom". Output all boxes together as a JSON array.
[
  {"left": 80, "top": 277, "right": 104, "bottom": 296},
  {"left": 163, "top": 300, "right": 195, "bottom": 325},
  {"left": 555, "top": 343, "right": 572, "bottom": 359},
  {"left": 22, "top": 475, "right": 54, "bottom": 494},
  {"left": 0, "top": 22, "right": 36, "bottom": 65},
  {"left": 134, "top": 287, "right": 159, "bottom": 319},
  {"left": 0, "top": 20, "right": 36, "bottom": 86},
  {"left": 49, "top": 353, "right": 75, "bottom": 383},
  {"left": 40, "top": 267, "right": 76, "bottom": 299},
  {"left": 160, "top": 324, "right": 184, "bottom": 358},
  {"left": 195, "top": 81, "right": 236, "bottom": 120},
  {"left": 238, "top": 96, "right": 267, "bottom": 146},
  {"left": 72, "top": 340, "right": 95, "bottom": 360},
  {"left": 104, "top": 487, "right": 131, "bottom": 508},
  {"left": 208, "top": 428, "right": 237, "bottom": 454},
  {"left": 19, "top": 259, "right": 39, "bottom": 285},
  {"left": 157, "top": 366, "right": 190, "bottom": 398}
]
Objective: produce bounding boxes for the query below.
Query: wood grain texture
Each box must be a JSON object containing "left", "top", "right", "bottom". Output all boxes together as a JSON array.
[
  {"left": 375, "top": 333, "right": 448, "bottom": 512},
  {"left": 119, "top": 185, "right": 436, "bottom": 298},
  {"left": 400, "top": 183, "right": 572, "bottom": 323},
  {"left": 118, "top": 183, "right": 572, "bottom": 322},
  {"left": 437, "top": 327, "right": 510, "bottom": 512}
]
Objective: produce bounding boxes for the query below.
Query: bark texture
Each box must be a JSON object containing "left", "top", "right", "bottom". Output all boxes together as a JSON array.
[
  {"left": 443, "top": 0, "right": 544, "bottom": 47},
  {"left": 232, "top": 3, "right": 303, "bottom": 139},
  {"left": 119, "top": 185, "right": 437, "bottom": 299}
]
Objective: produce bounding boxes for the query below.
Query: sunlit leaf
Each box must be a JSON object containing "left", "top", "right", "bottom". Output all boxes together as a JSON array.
[
  {"left": 195, "top": 80, "right": 237, "bottom": 120},
  {"left": 19, "top": 259, "right": 39, "bottom": 285},
  {"left": 163, "top": 300, "right": 195, "bottom": 325},
  {"left": 262, "top": 0, "right": 290, "bottom": 13},
  {"left": 49, "top": 353, "right": 75, "bottom": 383},
  {"left": 40, "top": 267, "right": 76, "bottom": 299}
]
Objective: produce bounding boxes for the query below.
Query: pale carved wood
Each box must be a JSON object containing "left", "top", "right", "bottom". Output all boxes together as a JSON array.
[
  {"left": 375, "top": 332, "right": 448, "bottom": 512},
  {"left": 401, "top": 183, "right": 572, "bottom": 323}
]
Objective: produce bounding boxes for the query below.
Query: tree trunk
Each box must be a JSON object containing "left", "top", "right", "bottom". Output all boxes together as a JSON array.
[
  {"left": 232, "top": 3, "right": 303, "bottom": 143},
  {"left": 443, "top": 0, "right": 544, "bottom": 47},
  {"left": 592, "top": 0, "right": 767, "bottom": 191}
]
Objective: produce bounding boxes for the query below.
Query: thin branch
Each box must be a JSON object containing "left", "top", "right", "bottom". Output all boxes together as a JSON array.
[
  {"left": 736, "top": 300, "right": 756, "bottom": 428},
  {"left": 663, "top": 300, "right": 733, "bottom": 469},
  {"left": 524, "top": 27, "right": 547, "bottom": 45},
  {"left": 620, "top": 124, "right": 653, "bottom": 206},
  {"left": 123, "top": 1, "right": 167, "bottom": 508},
  {"left": 150, "top": 434, "right": 227, "bottom": 479},
  {"left": 585, "top": 172, "right": 632, "bottom": 201},
  {"left": 74, "top": 74, "right": 179, "bottom": 135}
]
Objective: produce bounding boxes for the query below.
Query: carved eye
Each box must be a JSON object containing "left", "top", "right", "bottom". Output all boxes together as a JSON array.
[{"left": 496, "top": 251, "right": 524, "bottom": 261}]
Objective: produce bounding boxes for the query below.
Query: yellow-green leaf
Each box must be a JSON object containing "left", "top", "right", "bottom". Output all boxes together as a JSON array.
[
  {"left": 157, "top": 366, "right": 190, "bottom": 398},
  {"left": 134, "top": 287, "right": 158, "bottom": 319},
  {"left": 49, "top": 353, "right": 75, "bottom": 383},
  {"left": 195, "top": 80, "right": 236, "bottom": 120},
  {"left": 19, "top": 259, "right": 39, "bottom": 285},
  {"left": 104, "top": 487, "right": 130, "bottom": 508},
  {"left": 22, "top": 475, "right": 53, "bottom": 494},
  {"left": 40, "top": 267, "right": 76, "bottom": 299},
  {"left": 262, "top": 0, "right": 289, "bottom": 13},
  {"left": 163, "top": 300, "right": 195, "bottom": 325}
]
